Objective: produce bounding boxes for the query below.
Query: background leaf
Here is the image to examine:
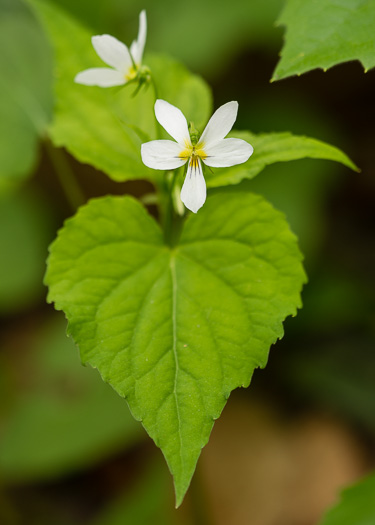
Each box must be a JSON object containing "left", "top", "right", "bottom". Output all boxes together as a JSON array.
[
  {"left": 92, "top": 459, "right": 178, "bottom": 525},
  {"left": 45, "top": 193, "right": 306, "bottom": 505},
  {"left": 52, "top": 0, "right": 284, "bottom": 76},
  {"left": 0, "top": 0, "right": 53, "bottom": 183},
  {"left": 272, "top": 0, "right": 375, "bottom": 81},
  {"left": 318, "top": 471, "right": 375, "bottom": 525},
  {"left": 207, "top": 131, "right": 358, "bottom": 188},
  {"left": 30, "top": 0, "right": 212, "bottom": 183},
  {"left": 0, "top": 189, "right": 54, "bottom": 313},
  {"left": 0, "top": 314, "right": 142, "bottom": 481}
]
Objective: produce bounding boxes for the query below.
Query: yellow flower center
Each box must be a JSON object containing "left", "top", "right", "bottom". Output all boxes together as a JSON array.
[
  {"left": 179, "top": 141, "right": 207, "bottom": 166},
  {"left": 125, "top": 65, "right": 138, "bottom": 81}
]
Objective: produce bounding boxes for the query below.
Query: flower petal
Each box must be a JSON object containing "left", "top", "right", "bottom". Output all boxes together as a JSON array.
[
  {"left": 91, "top": 35, "right": 132, "bottom": 72},
  {"left": 199, "top": 101, "right": 238, "bottom": 148},
  {"left": 130, "top": 10, "right": 147, "bottom": 66},
  {"left": 74, "top": 68, "right": 126, "bottom": 87},
  {"left": 203, "top": 138, "right": 254, "bottom": 167},
  {"left": 154, "top": 100, "right": 190, "bottom": 146},
  {"left": 141, "top": 140, "right": 187, "bottom": 170},
  {"left": 180, "top": 159, "right": 206, "bottom": 213}
]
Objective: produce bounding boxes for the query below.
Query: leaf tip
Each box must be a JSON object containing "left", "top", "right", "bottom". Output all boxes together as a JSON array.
[
  {"left": 346, "top": 159, "right": 361, "bottom": 173},
  {"left": 174, "top": 484, "right": 188, "bottom": 509}
]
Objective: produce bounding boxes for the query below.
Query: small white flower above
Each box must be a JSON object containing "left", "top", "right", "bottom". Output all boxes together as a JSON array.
[
  {"left": 75, "top": 10, "right": 147, "bottom": 88},
  {"left": 141, "top": 100, "right": 254, "bottom": 213}
]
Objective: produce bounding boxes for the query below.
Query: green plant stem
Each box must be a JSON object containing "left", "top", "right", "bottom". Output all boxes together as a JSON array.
[
  {"left": 149, "top": 75, "right": 163, "bottom": 140},
  {"left": 163, "top": 170, "right": 176, "bottom": 245},
  {"left": 45, "top": 140, "right": 85, "bottom": 211},
  {"left": 162, "top": 169, "right": 185, "bottom": 246}
]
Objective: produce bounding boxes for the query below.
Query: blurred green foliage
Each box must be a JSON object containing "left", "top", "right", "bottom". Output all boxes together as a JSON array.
[
  {"left": 319, "top": 471, "right": 375, "bottom": 525},
  {"left": 284, "top": 335, "right": 375, "bottom": 434},
  {"left": 0, "top": 314, "right": 142, "bottom": 481},
  {"left": 0, "top": 189, "right": 53, "bottom": 313},
  {"left": 51, "top": 0, "right": 284, "bottom": 75},
  {"left": 0, "top": 0, "right": 52, "bottom": 185},
  {"left": 92, "top": 460, "right": 178, "bottom": 525}
]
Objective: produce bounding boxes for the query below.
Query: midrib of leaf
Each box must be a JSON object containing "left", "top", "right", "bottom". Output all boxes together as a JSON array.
[{"left": 169, "top": 254, "right": 183, "bottom": 466}]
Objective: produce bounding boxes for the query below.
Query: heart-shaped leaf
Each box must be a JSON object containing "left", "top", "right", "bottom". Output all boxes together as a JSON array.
[{"left": 45, "top": 193, "right": 306, "bottom": 505}]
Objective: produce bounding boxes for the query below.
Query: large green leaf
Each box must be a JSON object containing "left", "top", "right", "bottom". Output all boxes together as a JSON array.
[
  {"left": 272, "top": 0, "right": 375, "bottom": 81},
  {"left": 0, "top": 0, "right": 52, "bottom": 182},
  {"left": 45, "top": 193, "right": 306, "bottom": 505},
  {"left": 318, "top": 471, "right": 375, "bottom": 525},
  {"left": 207, "top": 131, "right": 358, "bottom": 188},
  {"left": 30, "top": 0, "right": 212, "bottom": 182}
]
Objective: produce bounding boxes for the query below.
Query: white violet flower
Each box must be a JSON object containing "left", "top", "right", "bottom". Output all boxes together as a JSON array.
[
  {"left": 74, "top": 10, "right": 147, "bottom": 87},
  {"left": 141, "top": 99, "right": 254, "bottom": 213}
]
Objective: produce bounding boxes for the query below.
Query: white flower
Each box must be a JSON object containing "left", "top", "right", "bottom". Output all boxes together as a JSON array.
[
  {"left": 141, "top": 100, "right": 254, "bottom": 213},
  {"left": 74, "top": 10, "right": 147, "bottom": 88}
]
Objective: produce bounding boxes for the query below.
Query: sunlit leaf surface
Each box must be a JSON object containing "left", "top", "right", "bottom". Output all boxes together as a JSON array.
[
  {"left": 273, "top": 0, "right": 375, "bottom": 81},
  {"left": 45, "top": 193, "right": 306, "bottom": 504},
  {"left": 207, "top": 131, "right": 358, "bottom": 188}
]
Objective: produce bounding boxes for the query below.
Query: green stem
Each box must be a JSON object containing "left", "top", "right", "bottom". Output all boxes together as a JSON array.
[
  {"left": 163, "top": 171, "right": 177, "bottom": 245},
  {"left": 149, "top": 76, "right": 163, "bottom": 140},
  {"left": 162, "top": 168, "right": 185, "bottom": 246},
  {"left": 45, "top": 140, "right": 85, "bottom": 211}
]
